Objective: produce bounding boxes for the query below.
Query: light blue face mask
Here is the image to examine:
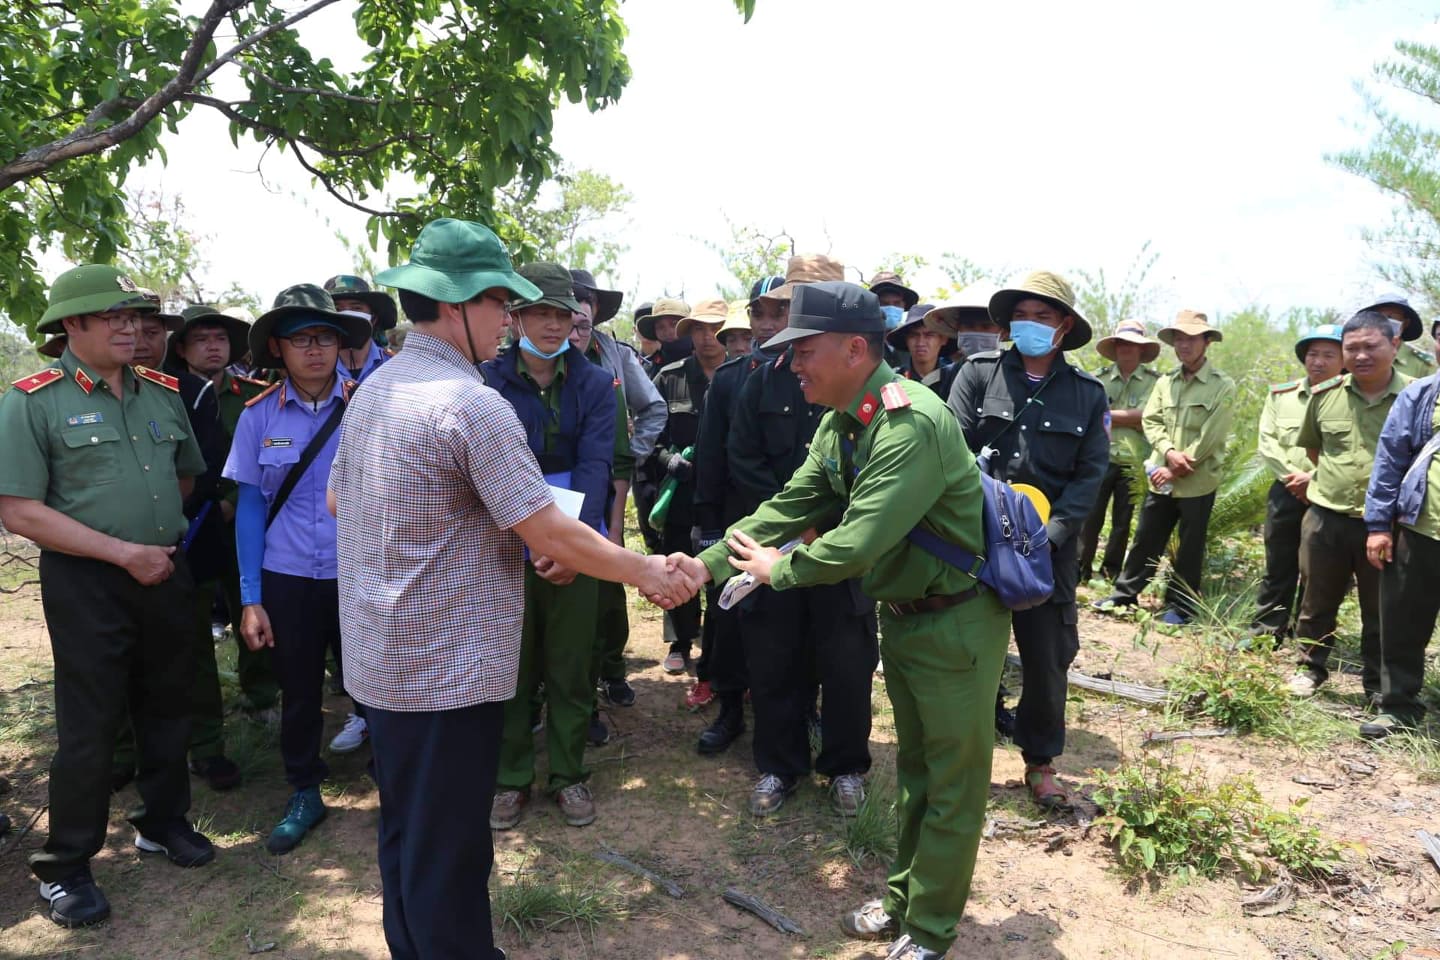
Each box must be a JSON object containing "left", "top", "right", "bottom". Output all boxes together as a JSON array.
[
  {"left": 1009, "top": 320, "right": 1060, "bottom": 357},
  {"left": 881, "top": 305, "right": 905, "bottom": 331},
  {"left": 516, "top": 318, "right": 570, "bottom": 360}
]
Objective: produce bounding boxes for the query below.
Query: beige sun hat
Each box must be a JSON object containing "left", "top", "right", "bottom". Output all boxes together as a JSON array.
[
  {"left": 676, "top": 298, "right": 729, "bottom": 338},
  {"left": 716, "top": 300, "right": 752, "bottom": 342},
  {"left": 638, "top": 297, "right": 691, "bottom": 340},
  {"left": 1096, "top": 318, "right": 1162, "bottom": 362},
  {"left": 923, "top": 282, "right": 1002, "bottom": 335},
  {"left": 1157, "top": 308, "right": 1222, "bottom": 345},
  {"left": 987, "top": 270, "right": 1093, "bottom": 351},
  {"left": 755, "top": 254, "right": 846, "bottom": 303}
]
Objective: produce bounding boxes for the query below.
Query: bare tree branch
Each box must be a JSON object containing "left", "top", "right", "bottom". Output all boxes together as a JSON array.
[
  {"left": 194, "top": 0, "right": 345, "bottom": 87},
  {"left": 181, "top": 94, "right": 423, "bottom": 160}
]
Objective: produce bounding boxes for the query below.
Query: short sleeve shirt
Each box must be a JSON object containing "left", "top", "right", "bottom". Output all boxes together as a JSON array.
[
  {"left": 1299, "top": 370, "right": 1411, "bottom": 518},
  {"left": 0, "top": 351, "right": 205, "bottom": 545},
  {"left": 329, "top": 331, "right": 555, "bottom": 711},
  {"left": 1100, "top": 364, "right": 1160, "bottom": 464}
]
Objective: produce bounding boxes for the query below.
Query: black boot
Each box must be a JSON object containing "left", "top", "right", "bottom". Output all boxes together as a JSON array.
[{"left": 697, "top": 693, "right": 745, "bottom": 755}]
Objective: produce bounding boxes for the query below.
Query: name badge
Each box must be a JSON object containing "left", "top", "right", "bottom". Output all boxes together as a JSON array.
[
  {"left": 65, "top": 412, "right": 103, "bottom": 426},
  {"left": 263, "top": 437, "right": 293, "bottom": 448}
]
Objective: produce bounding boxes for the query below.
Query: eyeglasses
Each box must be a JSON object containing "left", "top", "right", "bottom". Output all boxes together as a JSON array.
[
  {"left": 95, "top": 311, "right": 144, "bottom": 331},
  {"left": 283, "top": 332, "right": 339, "bottom": 348},
  {"left": 572, "top": 323, "right": 594, "bottom": 335},
  {"left": 480, "top": 293, "right": 512, "bottom": 315}
]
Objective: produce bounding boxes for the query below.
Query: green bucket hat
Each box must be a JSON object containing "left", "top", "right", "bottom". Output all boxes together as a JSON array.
[
  {"left": 38, "top": 264, "right": 158, "bottom": 334},
  {"left": 172, "top": 304, "right": 251, "bottom": 366},
  {"left": 323, "top": 275, "right": 399, "bottom": 332},
  {"left": 249, "top": 284, "right": 371, "bottom": 369},
  {"left": 988, "top": 270, "right": 1093, "bottom": 351},
  {"left": 374, "top": 218, "right": 541, "bottom": 305},
  {"left": 511, "top": 262, "right": 583, "bottom": 314}
]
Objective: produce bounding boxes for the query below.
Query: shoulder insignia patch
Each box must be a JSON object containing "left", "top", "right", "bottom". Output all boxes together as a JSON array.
[
  {"left": 1408, "top": 343, "right": 1436, "bottom": 363},
  {"left": 342, "top": 379, "right": 358, "bottom": 402},
  {"left": 134, "top": 366, "right": 179, "bottom": 392},
  {"left": 11, "top": 368, "right": 63, "bottom": 394},
  {"left": 1312, "top": 374, "right": 1345, "bottom": 394},
  {"left": 73, "top": 366, "right": 95, "bottom": 395},
  {"left": 245, "top": 381, "right": 281, "bottom": 408},
  {"left": 1270, "top": 379, "right": 1301, "bottom": 394},
  {"left": 881, "top": 382, "right": 911, "bottom": 411},
  {"left": 234, "top": 375, "right": 271, "bottom": 390},
  {"left": 856, "top": 392, "right": 880, "bottom": 426}
]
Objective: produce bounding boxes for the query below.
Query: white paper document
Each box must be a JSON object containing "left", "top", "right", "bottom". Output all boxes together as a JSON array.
[{"left": 548, "top": 485, "right": 585, "bottom": 520}]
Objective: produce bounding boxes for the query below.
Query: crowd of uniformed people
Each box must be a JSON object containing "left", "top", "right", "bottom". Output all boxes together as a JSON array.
[{"left": 3, "top": 227, "right": 1438, "bottom": 960}]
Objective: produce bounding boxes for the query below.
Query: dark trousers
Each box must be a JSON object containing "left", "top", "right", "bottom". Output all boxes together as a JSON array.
[
  {"left": 740, "top": 582, "right": 877, "bottom": 779},
  {"left": 632, "top": 479, "right": 663, "bottom": 554},
  {"left": 1379, "top": 527, "right": 1440, "bottom": 721},
  {"left": 1297, "top": 505, "right": 1381, "bottom": 695},
  {"left": 698, "top": 590, "right": 748, "bottom": 695},
  {"left": 1114, "top": 490, "right": 1217, "bottom": 617},
  {"left": 661, "top": 523, "right": 701, "bottom": 652},
  {"left": 263, "top": 570, "right": 340, "bottom": 790},
  {"left": 1013, "top": 538, "right": 1081, "bottom": 766},
  {"left": 366, "top": 701, "right": 505, "bottom": 960},
  {"left": 33, "top": 551, "right": 195, "bottom": 883},
  {"left": 1078, "top": 462, "right": 1137, "bottom": 579},
  {"left": 590, "top": 578, "right": 630, "bottom": 685},
  {"left": 1253, "top": 480, "right": 1309, "bottom": 635}
]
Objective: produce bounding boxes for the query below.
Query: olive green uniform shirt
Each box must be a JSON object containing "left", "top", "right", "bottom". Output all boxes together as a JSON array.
[
  {"left": 698, "top": 364, "right": 988, "bottom": 602},
  {"left": 0, "top": 350, "right": 206, "bottom": 546},
  {"left": 1142, "top": 358, "right": 1237, "bottom": 498},
  {"left": 1403, "top": 399, "right": 1440, "bottom": 540},
  {"left": 1394, "top": 343, "right": 1436, "bottom": 381},
  {"left": 1298, "top": 369, "right": 1411, "bottom": 518},
  {"left": 1257, "top": 378, "right": 1315, "bottom": 480},
  {"left": 1099, "top": 363, "right": 1161, "bottom": 465},
  {"left": 519, "top": 353, "right": 567, "bottom": 455}
]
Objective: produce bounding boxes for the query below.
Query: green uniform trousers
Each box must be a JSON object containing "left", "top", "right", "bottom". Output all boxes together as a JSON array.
[
  {"left": 880, "top": 590, "right": 1010, "bottom": 955},
  {"left": 589, "top": 578, "right": 630, "bottom": 687},
  {"left": 1297, "top": 505, "right": 1380, "bottom": 696},
  {"left": 499, "top": 569, "right": 599, "bottom": 794}
]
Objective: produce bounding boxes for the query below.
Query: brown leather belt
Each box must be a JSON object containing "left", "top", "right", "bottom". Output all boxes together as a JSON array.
[{"left": 886, "top": 585, "right": 984, "bottom": 618}]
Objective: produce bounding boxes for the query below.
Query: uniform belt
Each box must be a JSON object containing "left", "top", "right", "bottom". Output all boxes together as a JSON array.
[{"left": 887, "top": 585, "right": 983, "bottom": 618}]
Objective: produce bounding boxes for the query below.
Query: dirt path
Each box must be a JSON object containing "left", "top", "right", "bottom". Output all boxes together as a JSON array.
[{"left": 0, "top": 580, "right": 1435, "bottom": 959}]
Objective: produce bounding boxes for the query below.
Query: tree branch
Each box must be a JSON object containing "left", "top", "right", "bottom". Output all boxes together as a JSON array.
[
  {"left": 181, "top": 93, "right": 424, "bottom": 159},
  {"left": 243, "top": 67, "right": 384, "bottom": 105},
  {"left": 194, "top": 0, "right": 345, "bottom": 87}
]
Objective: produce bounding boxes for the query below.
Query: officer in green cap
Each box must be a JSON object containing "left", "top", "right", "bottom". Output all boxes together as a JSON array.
[
  {"left": 0, "top": 264, "right": 215, "bottom": 928},
  {"left": 323, "top": 274, "right": 398, "bottom": 381},
  {"left": 1249, "top": 324, "right": 1344, "bottom": 639},
  {"left": 672, "top": 280, "right": 1010, "bottom": 960}
]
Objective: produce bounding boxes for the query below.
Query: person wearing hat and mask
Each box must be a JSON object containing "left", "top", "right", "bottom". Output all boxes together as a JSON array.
[
  {"left": 1361, "top": 290, "right": 1434, "bottom": 379},
  {"left": 1098, "top": 310, "right": 1236, "bottom": 625},
  {"left": 687, "top": 275, "right": 786, "bottom": 752},
  {"left": 889, "top": 303, "right": 953, "bottom": 397},
  {"left": 569, "top": 270, "right": 667, "bottom": 712},
  {"left": 670, "top": 280, "right": 1011, "bottom": 960},
  {"left": 717, "top": 301, "right": 754, "bottom": 360},
  {"left": 482, "top": 262, "right": 616, "bottom": 828},
  {"left": 1249, "top": 325, "right": 1345, "bottom": 640},
  {"left": 1363, "top": 313, "right": 1440, "bottom": 739},
  {"left": 632, "top": 297, "right": 691, "bottom": 564},
  {"left": 222, "top": 284, "right": 371, "bottom": 855},
  {"left": 1078, "top": 319, "right": 1163, "bottom": 583},
  {"left": 923, "top": 283, "right": 1004, "bottom": 403},
  {"left": 632, "top": 301, "right": 659, "bottom": 374},
  {"left": 171, "top": 306, "right": 281, "bottom": 721},
  {"left": 728, "top": 255, "right": 878, "bottom": 818},
  {"left": 869, "top": 270, "right": 920, "bottom": 369},
  {"left": 0, "top": 264, "right": 214, "bottom": 927},
  {"left": 1286, "top": 310, "right": 1409, "bottom": 701},
  {"left": 327, "top": 220, "right": 694, "bottom": 960},
  {"left": 322, "top": 275, "right": 398, "bottom": 382},
  {"left": 946, "top": 271, "right": 1110, "bottom": 810}
]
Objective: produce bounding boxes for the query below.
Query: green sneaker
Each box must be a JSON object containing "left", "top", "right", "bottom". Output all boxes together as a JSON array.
[{"left": 266, "top": 787, "right": 327, "bottom": 854}]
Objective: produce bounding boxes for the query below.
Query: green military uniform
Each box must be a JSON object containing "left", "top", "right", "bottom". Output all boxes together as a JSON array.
[
  {"left": 1078, "top": 363, "right": 1160, "bottom": 579},
  {"left": 1393, "top": 341, "right": 1435, "bottom": 380},
  {"left": 699, "top": 364, "right": 1010, "bottom": 957},
  {"left": 1293, "top": 369, "right": 1410, "bottom": 693},
  {"left": 1252, "top": 378, "right": 1316, "bottom": 634},
  {"left": 0, "top": 321, "right": 208, "bottom": 885}
]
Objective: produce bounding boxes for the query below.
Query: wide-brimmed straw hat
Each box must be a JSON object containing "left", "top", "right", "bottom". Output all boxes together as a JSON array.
[
  {"left": 638, "top": 297, "right": 690, "bottom": 340},
  {"left": 1157, "top": 308, "right": 1223, "bottom": 345},
  {"left": 988, "top": 271, "right": 1093, "bottom": 351},
  {"left": 676, "top": 299, "right": 729, "bottom": 339},
  {"left": 923, "top": 282, "right": 1002, "bottom": 335},
  {"left": 717, "top": 301, "right": 752, "bottom": 343},
  {"left": 868, "top": 271, "right": 919, "bottom": 310},
  {"left": 754, "top": 255, "right": 846, "bottom": 303},
  {"left": 1095, "top": 319, "right": 1161, "bottom": 363}
]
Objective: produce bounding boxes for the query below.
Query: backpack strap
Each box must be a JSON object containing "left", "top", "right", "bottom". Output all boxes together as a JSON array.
[
  {"left": 905, "top": 525, "right": 985, "bottom": 579},
  {"left": 265, "top": 398, "right": 346, "bottom": 529}
]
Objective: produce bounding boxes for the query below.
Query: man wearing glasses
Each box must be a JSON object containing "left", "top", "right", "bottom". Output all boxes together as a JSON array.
[
  {"left": 222, "top": 285, "right": 372, "bottom": 856},
  {"left": 0, "top": 265, "right": 213, "bottom": 927}
]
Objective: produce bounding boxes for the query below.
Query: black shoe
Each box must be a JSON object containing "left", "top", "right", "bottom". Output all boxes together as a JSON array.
[
  {"left": 587, "top": 711, "right": 611, "bottom": 747},
  {"left": 994, "top": 699, "right": 1017, "bottom": 741},
  {"left": 189, "top": 755, "right": 242, "bottom": 792},
  {"left": 697, "top": 696, "right": 745, "bottom": 755},
  {"left": 39, "top": 868, "right": 110, "bottom": 928},
  {"left": 601, "top": 678, "right": 635, "bottom": 708},
  {"left": 134, "top": 821, "right": 215, "bottom": 867}
]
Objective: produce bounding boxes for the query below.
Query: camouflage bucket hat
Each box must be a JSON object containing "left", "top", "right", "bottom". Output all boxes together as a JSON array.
[
  {"left": 375, "top": 218, "right": 541, "bottom": 305},
  {"left": 988, "top": 270, "right": 1093, "bottom": 351},
  {"left": 323, "top": 275, "right": 399, "bottom": 332},
  {"left": 174, "top": 304, "right": 250, "bottom": 366},
  {"left": 250, "top": 284, "right": 371, "bottom": 369},
  {"left": 38, "top": 264, "right": 158, "bottom": 334}
]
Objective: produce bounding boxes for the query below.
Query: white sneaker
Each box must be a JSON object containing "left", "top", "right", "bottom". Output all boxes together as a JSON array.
[
  {"left": 329, "top": 713, "right": 368, "bottom": 753},
  {"left": 1286, "top": 673, "right": 1319, "bottom": 698}
]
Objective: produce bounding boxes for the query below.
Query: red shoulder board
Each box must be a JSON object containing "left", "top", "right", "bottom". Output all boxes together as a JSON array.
[
  {"left": 856, "top": 392, "right": 879, "bottom": 426},
  {"left": 341, "top": 379, "right": 358, "bottom": 402},
  {"left": 881, "top": 382, "right": 911, "bottom": 411},
  {"left": 11, "top": 368, "right": 63, "bottom": 394},
  {"left": 245, "top": 382, "right": 281, "bottom": 408},
  {"left": 134, "top": 366, "right": 179, "bottom": 392}
]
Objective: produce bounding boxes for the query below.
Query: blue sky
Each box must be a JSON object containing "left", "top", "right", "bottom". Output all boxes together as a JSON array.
[{"left": 134, "top": 0, "right": 1440, "bottom": 324}]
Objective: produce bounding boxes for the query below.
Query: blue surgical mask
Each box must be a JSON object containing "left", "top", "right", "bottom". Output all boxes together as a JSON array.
[
  {"left": 519, "top": 335, "right": 569, "bottom": 360},
  {"left": 1009, "top": 320, "right": 1060, "bottom": 357},
  {"left": 881, "top": 305, "right": 905, "bottom": 331}
]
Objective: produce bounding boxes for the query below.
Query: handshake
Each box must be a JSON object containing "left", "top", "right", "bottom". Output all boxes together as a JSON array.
[{"left": 633, "top": 532, "right": 787, "bottom": 609}]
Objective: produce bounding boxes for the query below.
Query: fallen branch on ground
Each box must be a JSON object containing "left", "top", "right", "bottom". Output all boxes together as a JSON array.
[
  {"left": 595, "top": 845, "right": 684, "bottom": 898},
  {"left": 1, "top": 804, "right": 45, "bottom": 856},
  {"left": 722, "top": 888, "right": 805, "bottom": 936},
  {"left": 1005, "top": 655, "right": 1169, "bottom": 704},
  {"left": 1143, "top": 727, "right": 1237, "bottom": 745},
  {"left": 1418, "top": 830, "right": 1440, "bottom": 873}
]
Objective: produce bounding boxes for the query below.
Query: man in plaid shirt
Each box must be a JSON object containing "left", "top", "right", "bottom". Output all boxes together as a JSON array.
[{"left": 328, "top": 218, "right": 697, "bottom": 960}]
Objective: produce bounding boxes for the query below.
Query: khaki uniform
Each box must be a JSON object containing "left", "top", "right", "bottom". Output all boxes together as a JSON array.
[
  {"left": 1079, "top": 363, "right": 1160, "bottom": 579},
  {"left": 1393, "top": 342, "right": 1435, "bottom": 380},
  {"left": 1252, "top": 378, "right": 1316, "bottom": 635}
]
